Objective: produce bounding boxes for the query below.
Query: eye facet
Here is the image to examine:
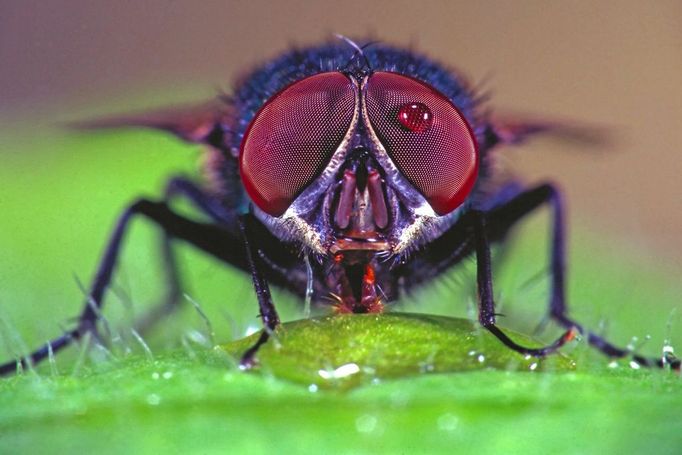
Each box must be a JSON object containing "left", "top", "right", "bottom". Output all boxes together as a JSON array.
[
  {"left": 240, "top": 72, "right": 355, "bottom": 216},
  {"left": 365, "top": 72, "right": 478, "bottom": 215}
]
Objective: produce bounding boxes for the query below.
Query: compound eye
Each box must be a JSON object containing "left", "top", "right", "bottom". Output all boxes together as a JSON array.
[
  {"left": 365, "top": 72, "right": 478, "bottom": 215},
  {"left": 240, "top": 72, "right": 356, "bottom": 216}
]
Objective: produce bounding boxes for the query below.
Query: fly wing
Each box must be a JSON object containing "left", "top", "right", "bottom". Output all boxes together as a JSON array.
[
  {"left": 473, "top": 113, "right": 611, "bottom": 219},
  {"left": 487, "top": 113, "right": 610, "bottom": 148},
  {"left": 68, "top": 99, "right": 235, "bottom": 150}
]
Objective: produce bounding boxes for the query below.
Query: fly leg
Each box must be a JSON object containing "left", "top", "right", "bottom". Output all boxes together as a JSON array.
[
  {"left": 135, "top": 177, "right": 239, "bottom": 333},
  {"left": 473, "top": 209, "right": 578, "bottom": 356},
  {"left": 481, "top": 183, "right": 680, "bottom": 369},
  {"left": 146, "top": 183, "right": 283, "bottom": 369},
  {"left": 0, "top": 199, "right": 249, "bottom": 376},
  {"left": 237, "top": 213, "right": 281, "bottom": 370}
]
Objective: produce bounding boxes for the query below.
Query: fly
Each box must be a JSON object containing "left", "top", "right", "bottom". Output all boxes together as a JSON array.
[{"left": 1, "top": 38, "right": 678, "bottom": 374}]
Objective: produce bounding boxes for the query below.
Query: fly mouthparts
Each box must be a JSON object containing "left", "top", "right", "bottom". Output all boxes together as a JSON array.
[
  {"left": 329, "top": 237, "right": 390, "bottom": 254},
  {"left": 333, "top": 153, "right": 390, "bottom": 233}
]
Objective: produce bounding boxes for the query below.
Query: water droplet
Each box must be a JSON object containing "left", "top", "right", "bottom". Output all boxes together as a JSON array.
[
  {"left": 437, "top": 413, "right": 459, "bottom": 432},
  {"left": 477, "top": 354, "right": 485, "bottom": 363},
  {"left": 308, "top": 384, "right": 319, "bottom": 393},
  {"left": 390, "top": 391, "right": 409, "bottom": 407},
  {"left": 529, "top": 362, "right": 538, "bottom": 371},
  {"left": 629, "top": 361, "right": 641, "bottom": 370},
  {"left": 244, "top": 325, "right": 260, "bottom": 337},
  {"left": 627, "top": 336, "right": 638, "bottom": 352},
  {"left": 362, "top": 366, "right": 376, "bottom": 375},
  {"left": 186, "top": 329, "right": 209, "bottom": 347},
  {"left": 146, "top": 394, "right": 161, "bottom": 405},
  {"left": 318, "top": 363, "right": 360, "bottom": 380},
  {"left": 162, "top": 371, "right": 173, "bottom": 379},
  {"left": 396, "top": 102, "right": 433, "bottom": 132},
  {"left": 355, "top": 414, "right": 378, "bottom": 433},
  {"left": 151, "top": 372, "right": 160, "bottom": 380}
]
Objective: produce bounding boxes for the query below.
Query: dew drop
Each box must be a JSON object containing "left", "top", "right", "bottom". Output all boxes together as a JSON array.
[
  {"left": 362, "top": 366, "right": 376, "bottom": 375},
  {"left": 397, "top": 102, "right": 433, "bottom": 132},
  {"left": 244, "top": 325, "right": 260, "bottom": 337},
  {"left": 146, "top": 394, "right": 161, "bottom": 406},
  {"left": 390, "top": 391, "right": 409, "bottom": 407},
  {"left": 437, "top": 413, "right": 459, "bottom": 432},
  {"left": 355, "top": 414, "right": 378, "bottom": 433},
  {"left": 318, "top": 363, "right": 360, "bottom": 380}
]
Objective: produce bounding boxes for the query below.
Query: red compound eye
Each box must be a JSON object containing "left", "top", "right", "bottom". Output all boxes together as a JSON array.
[
  {"left": 240, "top": 72, "right": 356, "bottom": 216},
  {"left": 397, "top": 102, "right": 433, "bottom": 132},
  {"left": 365, "top": 72, "right": 478, "bottom": 215}
]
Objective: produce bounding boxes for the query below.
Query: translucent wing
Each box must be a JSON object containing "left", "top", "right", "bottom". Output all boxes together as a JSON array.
[
  {"left": 488, "top": 112, "right": 610, "bottom": 148},
  {"left": 68, "top": 100, "right": 234, "bottom": 149}
]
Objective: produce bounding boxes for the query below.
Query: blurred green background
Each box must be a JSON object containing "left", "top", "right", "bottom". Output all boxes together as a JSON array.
[{"left": 1, "top": 1, "right": 681, "bottom": 454}]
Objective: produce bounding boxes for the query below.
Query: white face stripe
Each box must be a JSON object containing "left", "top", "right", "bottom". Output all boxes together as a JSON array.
[
  {"left": 254, "top": 72, "right": 362, "bottom": 255},
  {"left": 359, "top": 74, "right": 440, "bottom": 255},
  {"left": 288, "top": 73, "right": 362, "bottom": 220}
]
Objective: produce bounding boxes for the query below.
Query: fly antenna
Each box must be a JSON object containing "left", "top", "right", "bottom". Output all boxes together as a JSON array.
[{"left": 335, "top": 34, "right": 375, "bottom": 74}]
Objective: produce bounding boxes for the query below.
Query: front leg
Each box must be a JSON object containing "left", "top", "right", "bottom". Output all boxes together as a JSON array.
[
  {"left": 472, "top": 210, "right": 578, "bottom": 356},
  {"left": 483, "top": 184, "right": 680, "bottom": 369},
  {"left": 0, "top": 199, "right": 249, "bottom": 376},
  {"left": 135, "top": 176, "right": 241, "bottom": 333},
  {"left": 237, "top": 213, "right": 281, "bottom": 369},
  {"left": 405, "top": 182, "right": 679, "bottom": 369}
]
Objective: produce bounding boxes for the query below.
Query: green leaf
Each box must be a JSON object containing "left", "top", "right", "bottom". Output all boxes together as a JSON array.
[
  {"left": 222, "top": 313, "right": 575, "bottom": 390},
  {"left": 1, "top": 121, "right": 681, "bottom": 454}
]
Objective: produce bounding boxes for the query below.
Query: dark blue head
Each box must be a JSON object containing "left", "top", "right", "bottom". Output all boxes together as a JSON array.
[{"left": 230, "top": 39, "right": 486, "bottom": 258}]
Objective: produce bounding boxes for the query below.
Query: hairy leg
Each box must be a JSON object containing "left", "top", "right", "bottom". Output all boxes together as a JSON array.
[
  {"left": 405, "top": 182, "right": 679, "bottom": 369},
  {"left": 0, "top": 198, "right": 247, "bottom": 375},
  {"left": 237, "top": 214, "right": 281, "bottom": 369},
  {"left": 473, "top": 209, "right": 578, "bottom": 356},
  {"left": 135, "top": 177, "right": 239, "bottom": 332},
  {"left": 480, "top": 184, "right": 679, "bottom": 369}
]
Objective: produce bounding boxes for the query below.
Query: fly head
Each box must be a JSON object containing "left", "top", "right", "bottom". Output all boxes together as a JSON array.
[{"left": 234, "top": 43, "right": 481, "bottom": 262}]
